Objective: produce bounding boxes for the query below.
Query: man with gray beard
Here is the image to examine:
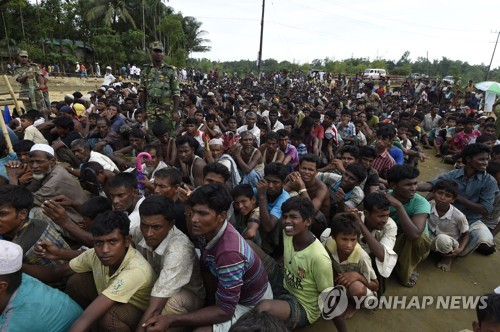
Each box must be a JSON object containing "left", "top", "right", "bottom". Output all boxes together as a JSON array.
[{"left": 5, "top": 144, "right": 87, "bottom": 226}]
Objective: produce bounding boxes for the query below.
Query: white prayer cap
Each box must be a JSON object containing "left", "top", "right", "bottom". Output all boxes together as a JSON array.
[
  {"left": 30, "top": 144, "right": 55, "bottom": 157},
  {"left": 64, "top": 94, "right": 74, "bottom": 100},
  {"left": 209, "top": 138, "right": 224, "bottom": 146},
  {"left": 0, "top": 241, "right": 23, "bottom": 275}
]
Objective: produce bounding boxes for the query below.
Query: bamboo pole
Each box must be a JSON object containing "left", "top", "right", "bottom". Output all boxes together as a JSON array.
[{"left": 2, "top": 75, "right": 22, "bottom": 115}]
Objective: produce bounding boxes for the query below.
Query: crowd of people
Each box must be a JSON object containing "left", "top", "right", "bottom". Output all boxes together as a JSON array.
[{"left": 0, "top": 44, "right": 499, "bottom": 332}]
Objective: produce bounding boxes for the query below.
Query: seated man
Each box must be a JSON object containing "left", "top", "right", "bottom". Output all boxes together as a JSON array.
[
  {"left": 51, "top": 116, "right": 83, "bottom": 168},
  {"left": 0, "top": 241, "right": 82, "bottom": 331},
  {"left": 0, "top": 185, "right": 70, "bottom": 269},
  {"left": 68, "top": 138, "right": 119, "bottom": 177},
  {"left": 142, "top": 184, "right": 272, "bottom": 331},
  {"left": 358, "top": 146, "right": 380, "bottom": 195},
  {"left": 25, "top": 211, "right": 156, "bottom": 331},
  {"left": 176, "top": 135, "right": 206, "bottom": 188},
  {"left": 284, "top": 154, "right": 330, "bottom": 234},
  {"left": 152, "top": 168, "right": 189, "bottom": 237},
  {"left": 205, "top": 138, "right": 241, "bottom": 189},
  {"left": 387, "top": 165, "right": 431, "bottom": 287},
  {"left": 109, "top": 172, "right": 145, "bottom": 230},
  {"left": 259, "top": 131, "right": 285, "bottom": 165},
  {"left": 11, "top": 139, "right": 34, "bottom": 185},
  {"left": 417, "top": 143, "right": 497, "bottom": 255},
  {"left": 6, "top": 144, "right": 87, "bottom": 226},
  {"left": 135, "top": 196, "right": 206, "bottom": 328},
  {"left": 256, "top": 163, "right": 290, "bottom": 256},
  {"left": 317, "top": 163, "right": 367, "bottom": 216}
]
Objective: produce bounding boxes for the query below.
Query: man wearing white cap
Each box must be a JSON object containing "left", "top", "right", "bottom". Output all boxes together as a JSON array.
[
  {"left": 0, "top": 240, "right": 83, "bottom": 331},
  {"left": 102, "top": 66, "right": 116, "bottom": 87},
  {"left": 5, "top": 144, "right": 87, "bottom": 226},
  {"left": 205, "top": 138, "right": 241, "bottom": 188}
]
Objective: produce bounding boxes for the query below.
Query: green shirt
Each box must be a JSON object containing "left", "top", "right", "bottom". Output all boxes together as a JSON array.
[
  {"left": 283, "top": 233, "right": 333, "bottom": 324},
  {"left": 389, "top": 192, "right": 430, "bottom": 236}
]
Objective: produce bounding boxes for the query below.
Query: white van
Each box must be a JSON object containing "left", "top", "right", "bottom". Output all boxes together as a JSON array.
[{"left": 363, "top": 68, "right": 387, "bottom": 80}]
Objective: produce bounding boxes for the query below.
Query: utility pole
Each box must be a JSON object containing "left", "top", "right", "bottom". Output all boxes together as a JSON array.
[
  {"left": 142, "top": 0, "right": 146, "bottom": 51},
  {"left": 257, "top": 0, "right": 265, "bottom": 76},
  {"left": 485, "top": 30, "right": 500, "bottom": 81}
]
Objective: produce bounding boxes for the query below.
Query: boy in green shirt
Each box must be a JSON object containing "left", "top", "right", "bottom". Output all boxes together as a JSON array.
[{"left": 250, "top": 196, "right": 346, "bottom": 331}]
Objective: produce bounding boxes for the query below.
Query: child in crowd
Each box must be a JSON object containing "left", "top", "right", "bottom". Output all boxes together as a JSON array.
[
  {"left": 251, "top": 196, "right": 344, "bottom": 330},
  {"left": 323, "top": 212, "right": 379, "bottom": 318},
  {"left": 19, "top": 113, "right": 48, "bottom": 144},
  {"left": 429, "top": 179, "right": 469, "bottom": 271},
  {"left": 231, "top": 184, "right": 262, "bottom": 247}
]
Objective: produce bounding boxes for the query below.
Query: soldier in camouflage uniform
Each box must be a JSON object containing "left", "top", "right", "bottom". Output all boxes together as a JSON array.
[
  {"left": 139, "top": 41, "right": 180, "bottom": 136},
  {"left": 280, "top": 69, "right": 292, "bottom": 97},
  {"left": 14, "top": 50, "right": 48, "bottom": 113}
]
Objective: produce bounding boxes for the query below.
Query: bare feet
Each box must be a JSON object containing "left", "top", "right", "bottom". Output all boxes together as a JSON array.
[
  {"left": 341, "top": 303, "right": 359, "bottom": 319},
  {"left": 437, "top": 257, "right": 453, "bottom": 271},
  {"left": 403, "top": 270, "right": 419, "bottom": 287}
]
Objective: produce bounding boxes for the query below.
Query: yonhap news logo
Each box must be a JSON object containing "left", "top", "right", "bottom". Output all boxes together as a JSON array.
[
  {"left": 318, "top": 285, "right": 348, "bottom": 319},
  {"left": 318, "top": 288, "right": 490, "bottom": 319}
]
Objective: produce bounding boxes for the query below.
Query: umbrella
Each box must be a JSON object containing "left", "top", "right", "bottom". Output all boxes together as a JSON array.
[{"left": 475, "top": 81, "right": 500, "bottom": 95}]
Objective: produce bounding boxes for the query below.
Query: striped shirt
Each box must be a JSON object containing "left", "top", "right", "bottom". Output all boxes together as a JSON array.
[
  {"left": 372, "top": 150, "right": 396, "bottom": 180},
  {"left": 198, "top": 221, "right": 269, "bottom": 315}
]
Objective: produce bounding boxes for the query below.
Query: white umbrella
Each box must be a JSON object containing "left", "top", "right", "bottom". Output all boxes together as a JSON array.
[{"left": 475, "top": 81, "right": 500, "bottom": 95}]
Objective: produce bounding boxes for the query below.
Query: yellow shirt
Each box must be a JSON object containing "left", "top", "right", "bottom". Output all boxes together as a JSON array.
[
  {"left": 69, "top": 246, "right": 155, "bottom": 310},
  {"left": 283, "top": 233, "right": 333, "bottom": 324}
]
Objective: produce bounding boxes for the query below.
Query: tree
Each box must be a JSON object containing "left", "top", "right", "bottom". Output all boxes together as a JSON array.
[
  {"left": 180, "top": 15, "right": 211, "bottom": 56},
  {"left": 85, "top": 0, "right": 136, "bottom": 29}
]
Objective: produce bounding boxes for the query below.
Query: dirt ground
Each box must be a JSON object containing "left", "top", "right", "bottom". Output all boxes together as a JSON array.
[{"left": 2, "top": 77, "right": 499, "bottom": 332}]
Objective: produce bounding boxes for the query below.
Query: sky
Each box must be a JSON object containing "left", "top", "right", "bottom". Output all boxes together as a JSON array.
[{"left": 170, "top": 0, "right": 500, "bottom": 69}]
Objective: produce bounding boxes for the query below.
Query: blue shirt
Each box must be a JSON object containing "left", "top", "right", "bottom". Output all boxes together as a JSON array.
[
  {"left": 254, "top": 188, "right": 290, "bottom": 219},
  {"left": 389, "top": 146, "right": 404, "bottom": 165},
  {"left": 0, "top": 274, "right": 82, "bottom": 331},
  {"left": 430, "top": 169, "right": 498, "bottom": 224}
]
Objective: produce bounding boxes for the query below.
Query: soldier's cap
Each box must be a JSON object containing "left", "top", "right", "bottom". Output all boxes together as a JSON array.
[
  {"left": 150, "top": 41, "right": 164, "bottom": 52},
  {"left": 18, "top": 50, "right": 28, "bottom": 57}
]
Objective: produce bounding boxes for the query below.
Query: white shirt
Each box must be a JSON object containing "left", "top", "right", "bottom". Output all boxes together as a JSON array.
[
  {"left": 102, "top": 73, "right": 116, "bottom": 86},
  {"left": 237, "top": 125, "right": 261, "bottom": 145},
  {"left": 23, "top": 125, "right": 48, "bottom": 145},
  {"left": 271, "top": 120, "right": 284, "bottom": 132},
  {"left": 89, "top": 151, "right": 119, "bottom": 172},
  {"left": 128, "top": 196, "right": 145, "bottom": 231},
  {"left": 358, "top": 213, "right": 398, "bottom": 278}
]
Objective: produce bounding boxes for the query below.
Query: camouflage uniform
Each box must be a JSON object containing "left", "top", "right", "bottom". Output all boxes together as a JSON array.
[
  {"left": 14, "top": 63, "right": 47, "bottom": 112},
  {"left": 140, "top": 61, "right": 180, "bottom": 136},
  {"left": 280, "top": 76, "right": 292, "bottom": 96}
]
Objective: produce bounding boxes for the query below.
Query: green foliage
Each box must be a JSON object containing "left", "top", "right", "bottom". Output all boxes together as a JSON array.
[{"left": 2, "top": 0, "right": 210, "bottom": 66}]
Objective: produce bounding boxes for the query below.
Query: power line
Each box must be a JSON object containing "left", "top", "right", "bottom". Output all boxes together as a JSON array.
[{"left": 485, "top": 30, "right": 500, "bottom": 81}]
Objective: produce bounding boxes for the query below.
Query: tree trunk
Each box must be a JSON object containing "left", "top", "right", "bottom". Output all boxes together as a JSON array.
[{"left": 19, "top": 6, "right": 25, "bottom": 40}]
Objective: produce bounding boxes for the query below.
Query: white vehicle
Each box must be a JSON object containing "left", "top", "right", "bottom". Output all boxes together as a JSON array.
[
  {"left": 363, "top": 68, "right": 387, "bottom": 80},
  {"left": 443, "top": 76, "right": 455, "bottom": 85}
]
